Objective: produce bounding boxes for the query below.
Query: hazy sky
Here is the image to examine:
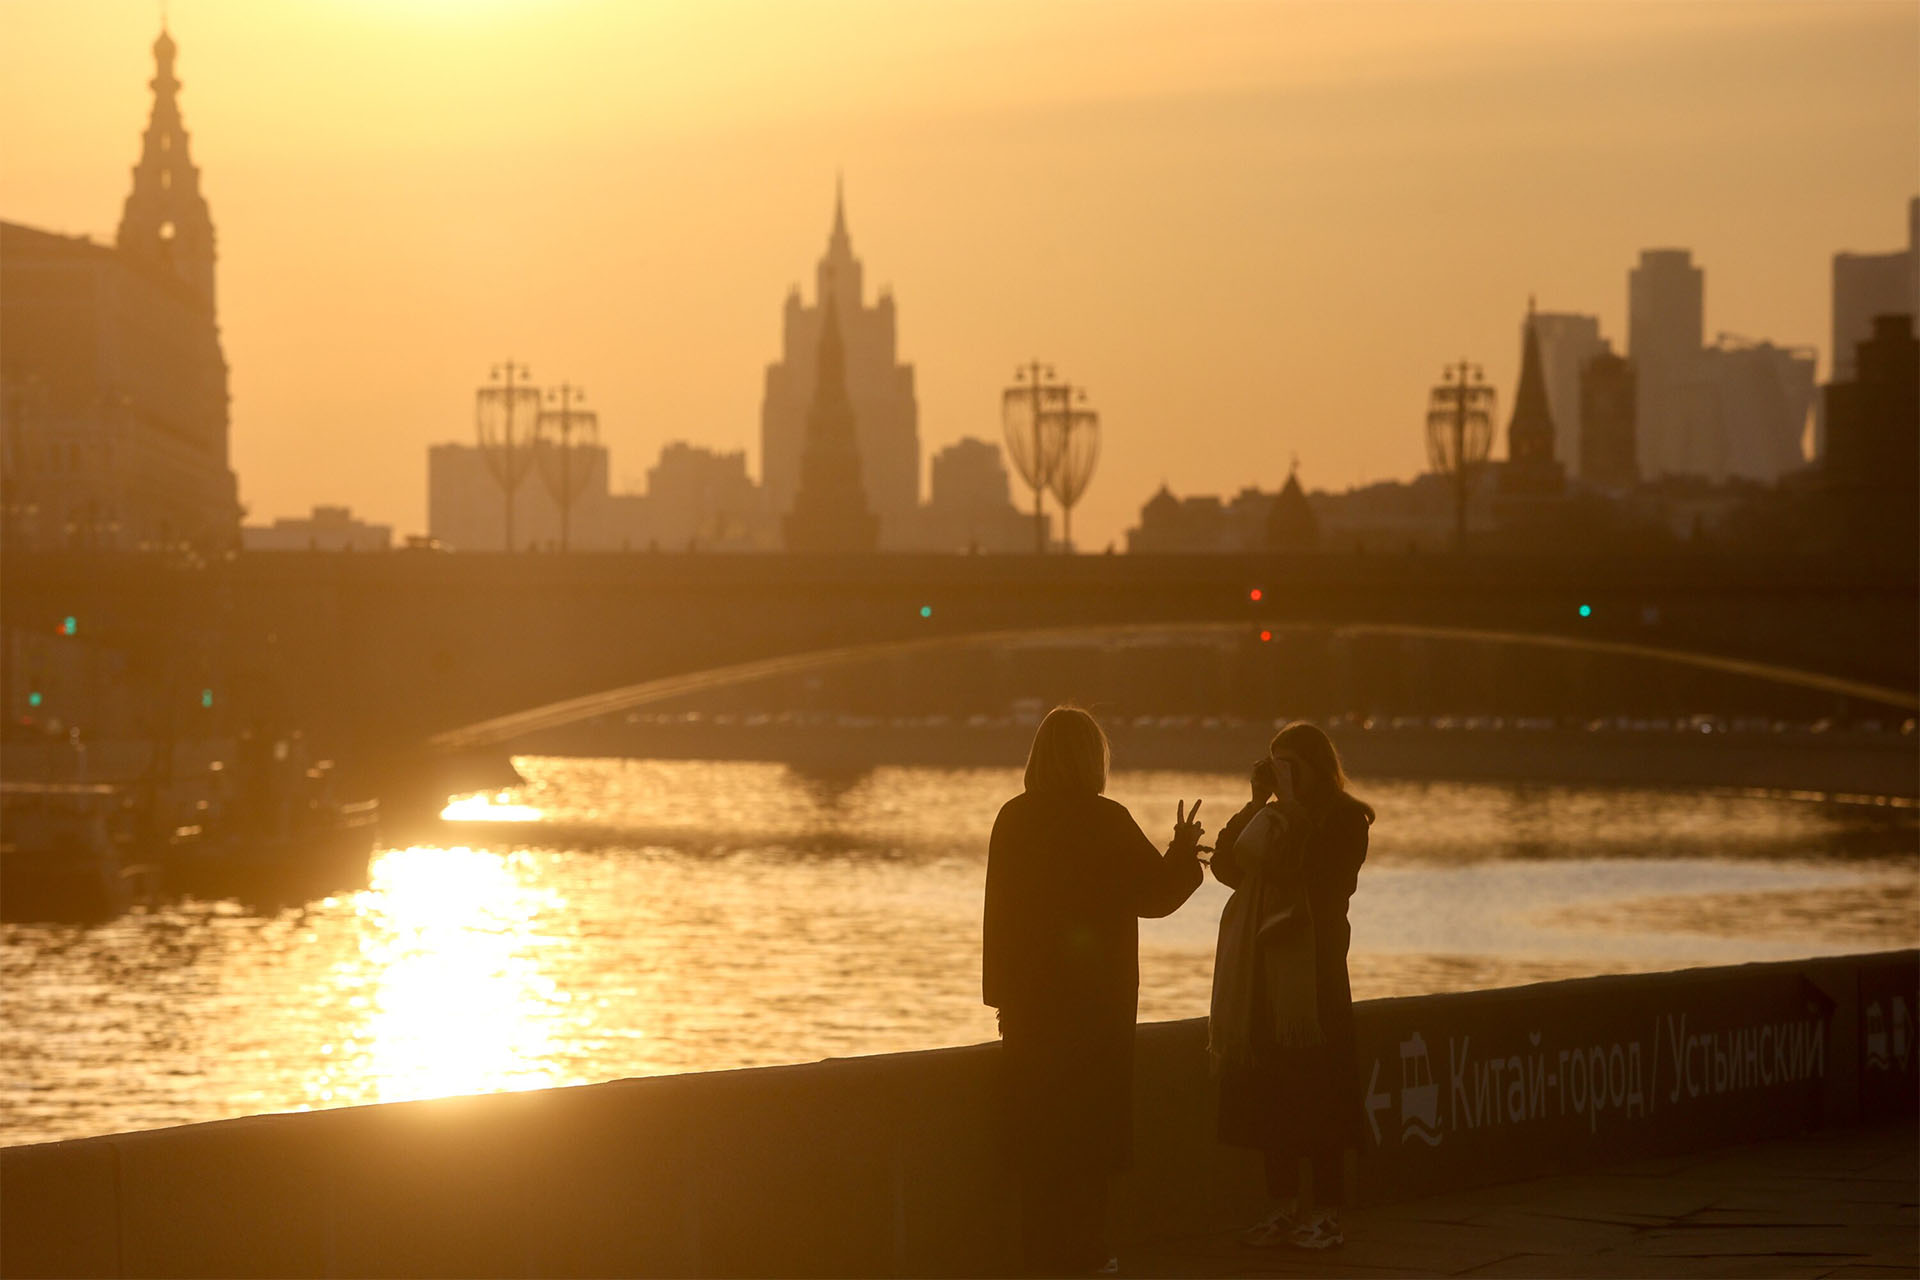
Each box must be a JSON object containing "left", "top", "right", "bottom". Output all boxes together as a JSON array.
[{"left": 2, "top": 1, "right": 1915, "bottom": 548}]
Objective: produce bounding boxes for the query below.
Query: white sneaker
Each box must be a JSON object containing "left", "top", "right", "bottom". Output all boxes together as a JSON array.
[
  {"left": 1240, "top": 1204, "right": 1302, "bottom": 1248},
  {"left": 1288, "top": 1212, "right": 1344, "bottom": 1250}
]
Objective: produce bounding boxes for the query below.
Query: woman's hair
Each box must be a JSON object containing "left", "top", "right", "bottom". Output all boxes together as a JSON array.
[
  {"left": 1269, "top": 721, "right": 1375, "bottom": 822},
  {"left": 1024, "top": 706, "right": 1110, "bottom": 794}
]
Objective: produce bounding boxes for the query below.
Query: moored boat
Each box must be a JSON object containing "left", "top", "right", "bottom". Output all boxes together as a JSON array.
[{"left": 0, "top": 783, "right": 141, "bottom": 923}]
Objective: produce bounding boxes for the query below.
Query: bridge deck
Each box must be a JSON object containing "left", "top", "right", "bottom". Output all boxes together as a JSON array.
[{"left": 1123, "top": 1122, "right": 1917, "bottom": 1278}]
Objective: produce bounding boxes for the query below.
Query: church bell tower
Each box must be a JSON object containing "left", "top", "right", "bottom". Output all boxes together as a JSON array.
[{"left": 116, "top": 26, "right": 218, "bottom": 309}]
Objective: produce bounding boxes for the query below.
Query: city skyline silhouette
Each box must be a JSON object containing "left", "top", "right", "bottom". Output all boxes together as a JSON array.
[
  {"left": 2, "top": 9, "right": 1917, "bottom": 1269},
  {"left": 2, "top": 2, "right": 1913, "bottom": 549}
]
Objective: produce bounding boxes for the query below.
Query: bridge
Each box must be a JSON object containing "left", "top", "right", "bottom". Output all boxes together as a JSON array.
[{"left": 5, "top": 549, "right": 1914, "bottom": 786}]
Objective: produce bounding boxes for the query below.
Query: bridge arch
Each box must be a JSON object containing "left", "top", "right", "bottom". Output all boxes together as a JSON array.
[{"left": 429, "top": 622, "right": 1919, "bottom": 752}]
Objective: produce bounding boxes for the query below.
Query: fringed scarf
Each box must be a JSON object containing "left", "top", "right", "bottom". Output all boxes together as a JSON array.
[{"left": 1208, "top": 799, "right": 1321, "bottom": 1074}]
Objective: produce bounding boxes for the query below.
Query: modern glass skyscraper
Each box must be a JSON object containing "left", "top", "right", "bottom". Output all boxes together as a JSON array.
[
  {"left": 1628, "top": 249, "right": 1705, "bottom": 480},
  {"left": 1529, "top": 311, "right": 1605, "bottom": 478},
  {"left": 1825, "top": 197, "right": 1919, "bottom": 460}
]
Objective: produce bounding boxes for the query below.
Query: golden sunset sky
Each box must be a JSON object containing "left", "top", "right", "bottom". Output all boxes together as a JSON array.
[{"left": 2, "top": 0, "right": 1914, "bottom": 548}]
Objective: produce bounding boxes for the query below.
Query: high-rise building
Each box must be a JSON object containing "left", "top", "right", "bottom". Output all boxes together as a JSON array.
[
  {"left": 1578, "top": 344, "right": 1637, "bottom": 491},
  {"left": 1823, "top": 313, "right": 1918, "bottom": 560},
  {"left": 782, "top": 292, "right": 878, "bottom": 552},
  {"left": 1825, "top": 196, "right": 1919, "bottom": 459},
  {"left": 761, "top": 182, "right": 918, "bottom": 547},
  {"left": 1529, "top": 312, "right": 1605, "bottom": 477},
  {"left": 1628, "top": 249, "right": 1705, "bottom": 479},
  {"left": 1625, "top": 248, "right": 1813, "bottom": 483},
  {"left": 929, "top": 438, "right": 1012, "bottom": 512},
  {"left": 1697, "top": 337, "right": 1817, "bottom": 483},
  {"left": 912, "top": 437, "right": 1031, "bottom": 552},
  {"left": 644, "top": 443, "right": 766, "bottom": 550},
  {"left": 1832, "top": 198, "right": 1919, "bottom": 384},
  {"left": 0, "top": 28, "right": 237, "bottom": 552},
  {"left": 426, "top": 432, "right": 773, "bottom": 551}
]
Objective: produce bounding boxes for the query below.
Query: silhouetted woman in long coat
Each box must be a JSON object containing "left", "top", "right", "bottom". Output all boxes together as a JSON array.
[
  {"left": 983, "top": 706, "right": 1205, "bottom": 1275},
  {"left": 1209, "top": 721, "right": 1373, "bottom": 1251}
]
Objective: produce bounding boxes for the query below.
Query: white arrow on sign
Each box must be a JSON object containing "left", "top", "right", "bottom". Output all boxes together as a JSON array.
[{"left": 1365, "top": 1058, "right": 1391, "bottom": 1145}]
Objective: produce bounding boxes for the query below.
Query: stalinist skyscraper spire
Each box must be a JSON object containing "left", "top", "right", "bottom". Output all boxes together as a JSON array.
[
  {"left": 820, "top": 172, "right": 858, "bottom": 305},
  {"left": 116, "top": 24, "right": 218, "bottom": 309},
  {"left": 762, "top": 179, "right": 919, "bottom": 546}
]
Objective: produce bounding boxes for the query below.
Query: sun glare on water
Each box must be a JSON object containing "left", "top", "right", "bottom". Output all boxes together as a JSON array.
[
  {"left": 340, "top": 845, "right": 569, "bottom": 1105},
  {"left": 440, "top": 791, "right": 543, "bottom": 822}
]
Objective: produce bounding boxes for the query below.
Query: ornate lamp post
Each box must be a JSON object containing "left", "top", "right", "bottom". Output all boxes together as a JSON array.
[
  {"left": 536, "top": 382, "right": 597, "bottom": 552},
  {"left": 1426, "top": 360, "right": 1495, "bottom": 550},
  {"left": 1002, "top": 361, "right": 1069, "bottom": 553},
  {"left": 476, "top": 361, "right": 542, "bottom": 552},
  {"left": 1044, "top": 395, "right": 1101, "bottom": 552}
]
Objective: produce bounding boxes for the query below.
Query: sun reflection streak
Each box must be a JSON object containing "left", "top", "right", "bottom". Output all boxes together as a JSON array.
[
  {"left": 343, "top": 845, "right": 566, "bottom": 1104},
  {"left": 440, "top": 791, "right": 544, "bottom": 822}
]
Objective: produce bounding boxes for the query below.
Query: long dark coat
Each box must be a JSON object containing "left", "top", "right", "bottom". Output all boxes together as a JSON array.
[
  {"left": 983, "top": 790, "right": 1204, "bottom": 1171},
  {"left": 1210, "top": 792, "right": 1371, "bottom": 1156}
]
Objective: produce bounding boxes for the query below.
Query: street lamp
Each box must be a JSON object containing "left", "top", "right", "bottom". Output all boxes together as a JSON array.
[
  {"left": 1426, "top": 360, "right": 1495, "bottom": 550},
  {"left": 1002, "top": 361, "right": 1070, "bottom": 554},
  {"left": 536, "top": 383, "right": 597, "bottom": 552},
  {"left": 1044, "top": 396, "right": 1100, "bottom": 552},
  {"left": 476, "top": 361, "right": 541, "bottom": 552}
]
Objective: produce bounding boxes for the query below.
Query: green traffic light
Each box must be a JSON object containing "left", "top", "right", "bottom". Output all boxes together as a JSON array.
[
  {"left": 60, "top": 616, "right": 77, "bottom": 636},
  {"left": 919, "top": 605, "right": 933, "bottom": 619},
  {"left": 201, "top": 689, "right": 214, "bottom": 708},
  {"left": 28, "top": 692, "right": 42, "bottom": 708},
  {"left": 1578, "top": 604, "right": 1592, "bottom": 618}
]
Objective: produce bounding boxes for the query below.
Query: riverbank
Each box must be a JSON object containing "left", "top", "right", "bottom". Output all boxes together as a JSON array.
[
  {"left": 515, "top": 717, "right": 1920, "bottom": 800},
  {"left": 4, "top": 950, "right": 1912, "bottom": 1277}
]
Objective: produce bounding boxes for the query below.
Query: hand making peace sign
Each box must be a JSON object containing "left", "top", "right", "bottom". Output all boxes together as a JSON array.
[{"left": 1172, "top": 797, "right": 1205, "bottom": 853}]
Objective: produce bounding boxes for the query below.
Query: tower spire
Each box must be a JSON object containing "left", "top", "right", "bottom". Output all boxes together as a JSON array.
[
  {"left": 816, "top": 172, "right": 863, "bottom": 309},
  {"left": 1508, "top": 304, "right": 1555, "bottom": 462},
  {"left": 1498, "top": 299, "right": 1565, "bottom": 498},
  {"left": 118, "top": 24, "right": 217, "bottom": 307},
  {"left": 828, "top": 171, "right": 852, "bottom": 258}
]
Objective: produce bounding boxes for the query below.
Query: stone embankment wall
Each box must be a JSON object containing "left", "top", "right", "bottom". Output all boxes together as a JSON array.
[{"left": 4, "top": 951, "right": 1914, "bottom": 1278}]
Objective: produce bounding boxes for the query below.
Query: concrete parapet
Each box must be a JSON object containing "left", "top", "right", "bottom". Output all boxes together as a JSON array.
[{"left": 4, "top": 950, "right": 1914, "bottom": 1278}]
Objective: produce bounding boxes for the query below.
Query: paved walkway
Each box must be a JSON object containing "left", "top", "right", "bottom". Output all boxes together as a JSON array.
[{"left": 1126, "top": 1124, "right": 1918, "bottom": 1279}]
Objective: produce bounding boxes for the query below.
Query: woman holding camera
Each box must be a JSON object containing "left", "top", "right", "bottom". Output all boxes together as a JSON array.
[
  {"left": 983, "top": 706, "right": 1206, "bottom": 1275},
  {"left": 1208, "top": 721, "right": 1374, "bottom": 1251}
]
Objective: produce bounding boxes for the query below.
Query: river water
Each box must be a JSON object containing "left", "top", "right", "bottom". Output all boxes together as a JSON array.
[{"left": 3, "top": 757, "right": 1914, "bottom": 1147}]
